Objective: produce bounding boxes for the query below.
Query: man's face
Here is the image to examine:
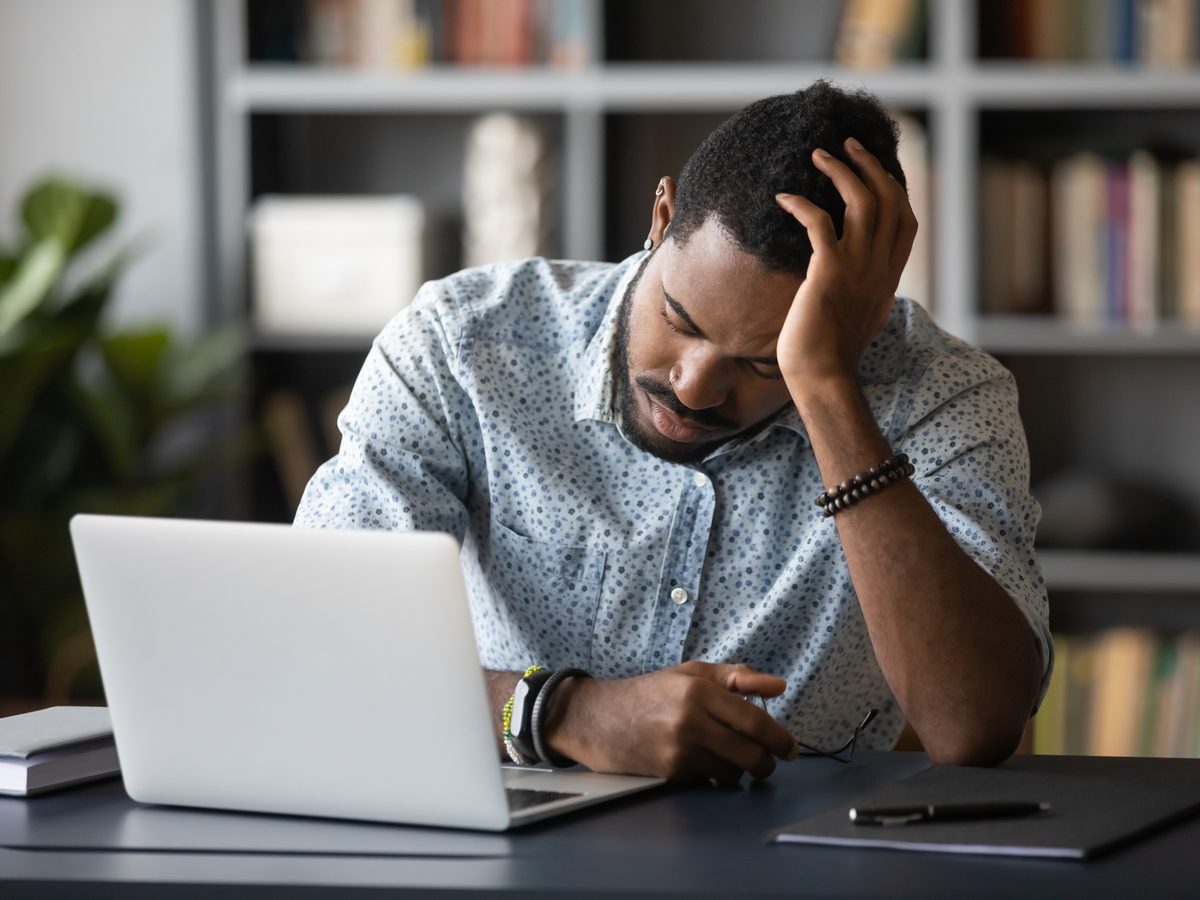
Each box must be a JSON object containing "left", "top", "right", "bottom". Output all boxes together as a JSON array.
[{"left": 615, "top": 216, "right": 801, "bottom": 464}]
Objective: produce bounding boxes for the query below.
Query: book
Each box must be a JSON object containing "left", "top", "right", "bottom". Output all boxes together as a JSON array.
[
  {"left": 1052, "top": 153, "right": 1106, "bottom": 326},
  {"left": 1063, "top": 637, "right": 1095, "bottom": 756},
  {"left": 1009, "top": 161, "right": 1050, "bottom": 314},
  {"left": 1177, "top": 159, "right": 1200, "bottom": 328},
  {"left": 1089, "top": 628, "right": 1157, "bottom": 757},
  {"left": 1033, "top": 634, "right": 1070, "bottom": 755},
  {"left": 835, "top": 0, "right": 922, "bottom": 68},
  {"left": 1127, "top": 150, "right": 1161, "bottom": 333},
  {"left": 0, "top": 706, "right": 119, "bottom": 797}
]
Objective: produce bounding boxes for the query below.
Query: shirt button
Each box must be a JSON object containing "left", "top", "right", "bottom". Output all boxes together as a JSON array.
[
  {"left": 670, "top": 586, "right": 690, "bottom": 605},
  {"left": 692, "top": 471, "right": 708, "bottom": 487}
]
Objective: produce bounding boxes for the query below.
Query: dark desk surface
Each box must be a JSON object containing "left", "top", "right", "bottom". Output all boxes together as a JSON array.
[{"left": 2, "top": 752, "right": 1199, "bottom": 899}]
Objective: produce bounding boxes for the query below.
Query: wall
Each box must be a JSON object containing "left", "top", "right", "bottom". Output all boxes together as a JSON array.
[{"left": 0, "top": 0, "right": 203, "bottom": 333}]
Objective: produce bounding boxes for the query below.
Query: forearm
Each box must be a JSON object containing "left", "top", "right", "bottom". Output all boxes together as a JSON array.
[{"left": 793, "top": 376, "right": 1042, "bottom": 765}]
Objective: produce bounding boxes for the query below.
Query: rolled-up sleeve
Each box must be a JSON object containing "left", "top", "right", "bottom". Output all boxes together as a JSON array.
[
  {"left": 294, "top": 281, "right": 473, "bottom": 540},
  {"left": 897, "top": 353, "right": 1054, "bottom": 713}
]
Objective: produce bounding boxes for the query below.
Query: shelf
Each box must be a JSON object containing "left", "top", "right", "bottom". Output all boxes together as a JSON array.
[
  {"left": 964, "top": 64, "right": 1200, "bottom": 107},
  {"left": 252, "top": 332, "right": 374, "bottom": 354},
  {"left": 975, "top": 317, "right": 1200, "bottom": 355},
  {"left": 229, "top": 63, "right": 943, "bottom": 113},
  {"left": 229, "top": 63, "right": 1200, "bottom": 114},
  {"left": 1039, "top": 550, "right": 1200, "bottom": 593}
]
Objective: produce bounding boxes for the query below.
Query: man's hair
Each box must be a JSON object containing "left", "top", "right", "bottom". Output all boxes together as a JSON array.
[{"left": 669, "top": 80, "right": 906, "bottom": 277}]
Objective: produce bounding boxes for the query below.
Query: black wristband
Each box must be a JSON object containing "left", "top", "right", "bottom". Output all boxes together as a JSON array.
[
  {"left": 509, "top": 667, "right": 553, "bottom": 763},
  {"left": 530, "top": 667, "right": 591, "bottom": 768}
]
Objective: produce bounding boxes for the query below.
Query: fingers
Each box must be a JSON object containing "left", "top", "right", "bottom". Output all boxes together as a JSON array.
[
  {"left": 706, "top": 688, "right": 799, "bottom": 762},
  {"left": 725, "top": 667, "right": 787, "bottom": 699},
  {"left": 695, "top": 715, "right": 779, "bottom": 781},
  {"left": 808, "top": 145, "right": 877, "bottom": 261},
  {"left": 687, "top": 661, "right": 786, "bottom": 698},
  {"left": 843, "top": 138, "right": 907, "bottom": 262},
  {"left": 786, "top": 140, "right": 915, "bottom": 291},
  {"left": 673, "top": 663, "right": 797, "bottom": 769},
  {"left": 774, "top": 191, "right": 838, "bottom": 259},
  {"left": 666, "top": 713, "right": 779, "bottom": 784}
]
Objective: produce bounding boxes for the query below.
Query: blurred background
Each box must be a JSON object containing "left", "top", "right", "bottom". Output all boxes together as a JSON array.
[{"left": 2, "top": 0, "right": 1199, "bottom": 759}]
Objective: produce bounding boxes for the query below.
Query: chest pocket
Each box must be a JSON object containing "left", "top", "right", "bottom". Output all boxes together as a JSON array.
[{"left": 488, "top": 520, "right": 606, "bottom": 670}]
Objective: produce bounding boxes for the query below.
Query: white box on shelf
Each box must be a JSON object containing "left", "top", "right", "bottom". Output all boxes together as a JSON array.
[{"left": 250, "top": 195, "right": 424, "bottom": 338}]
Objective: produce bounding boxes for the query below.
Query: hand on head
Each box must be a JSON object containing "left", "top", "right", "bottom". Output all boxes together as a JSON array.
[{"left": 774, "top": 137, "right": 919, "bottom": 390}]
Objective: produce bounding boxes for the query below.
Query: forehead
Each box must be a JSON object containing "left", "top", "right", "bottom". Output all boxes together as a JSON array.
[{"left": 658, "top": 217, "right": 800, "bottom": 341}]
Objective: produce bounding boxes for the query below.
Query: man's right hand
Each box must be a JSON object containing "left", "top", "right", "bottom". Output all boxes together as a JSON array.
[{"left": 541, "top": 661, "right": 799, "bottom": 785}]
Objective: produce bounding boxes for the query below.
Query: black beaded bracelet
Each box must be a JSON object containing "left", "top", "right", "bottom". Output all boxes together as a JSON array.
[
  {"left": 815, "top": 453, "right": 915, "bottom": 518},
  {"left": 530, "top": 667, "right": 592, "bottom": 768}
]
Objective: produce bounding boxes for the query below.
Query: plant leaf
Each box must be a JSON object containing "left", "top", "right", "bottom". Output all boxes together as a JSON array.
[
  {"left": 0, "top": 239, "right": 66, "bottom": 336},
  {"left": 160, "top": 327, "right": 247, "bottom": 408},
  {"left": 0, "top": 326, "right": 85, "bottom": 463},
  {"left": 67, "top": 379, "right": 141, "bottom": 482},
  {"left": 0, "top": 253, "right": 16, "bottom": 289},
  {"left": 100, "top": 329, "right": 171, "bottom": 400},
  {"left": 56, "top": 242, "right": 135, "bottom": 325},
  {"left": 22, "top": 179, "right": 117, "bottom": 256}
]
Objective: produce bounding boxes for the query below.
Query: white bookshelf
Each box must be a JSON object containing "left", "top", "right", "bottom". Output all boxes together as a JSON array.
[
  {"left": 976, "top": 317, "right": 1200, "bottom": 355},
  {"left": 228, "top": 64, "right": 944, "bottom": 111},
  {"left": 1040, "top": 550, "right": 1200, "bottom": 594},
  {"left": 205, "top": 0, "right": 1200, "bottom": 609}
]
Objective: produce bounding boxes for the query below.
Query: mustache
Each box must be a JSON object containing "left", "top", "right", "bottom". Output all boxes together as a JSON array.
[{"left": 634, "top": 374, "right": 738, "bottom": 431}]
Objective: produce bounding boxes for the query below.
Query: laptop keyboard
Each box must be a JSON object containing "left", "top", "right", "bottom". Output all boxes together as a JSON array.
[{"left": 505, "top": 787, "right": 584, "bottom": 812}]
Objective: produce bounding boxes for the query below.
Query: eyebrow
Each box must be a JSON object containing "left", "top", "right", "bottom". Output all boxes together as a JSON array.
[{"left": 662, "top": 282, "right": 780, "bottom": 367}]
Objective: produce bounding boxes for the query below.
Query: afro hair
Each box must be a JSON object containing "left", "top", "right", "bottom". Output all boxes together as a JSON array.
[{"left": 669, "top": 80, "right": 906, "bottom": 277}]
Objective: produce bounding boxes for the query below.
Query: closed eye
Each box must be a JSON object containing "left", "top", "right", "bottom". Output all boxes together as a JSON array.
[
  {"left": 660, "top": 306, "right": 695, "bottom": 337},
  {"left": 662, "top": 303, "right": 783, "bottom": 380},
  {"left": 743, "top": 360, "right": 785, "bottom": 381}
]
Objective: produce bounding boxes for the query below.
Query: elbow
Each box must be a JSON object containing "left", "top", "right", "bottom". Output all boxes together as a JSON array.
[{"left": 923, "top": 719, "right": 1026, "bottom": 768}]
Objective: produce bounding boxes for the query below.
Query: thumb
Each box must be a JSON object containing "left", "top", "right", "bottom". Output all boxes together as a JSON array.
[{"left": 710, "top": 663, "right": 787, "bottom": 698}]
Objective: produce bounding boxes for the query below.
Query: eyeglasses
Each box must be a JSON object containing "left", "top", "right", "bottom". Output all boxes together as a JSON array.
[
  {"left": 747, "top": 698, "right": 878, "bottom": 764},
  {"left": 794, "top": 708, "right": 878, "bottom": 764}
]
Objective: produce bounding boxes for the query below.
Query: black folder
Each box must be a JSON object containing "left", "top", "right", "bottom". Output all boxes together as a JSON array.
[{"left": 772, "top": 755, "right": 1200, "bottom": 859}]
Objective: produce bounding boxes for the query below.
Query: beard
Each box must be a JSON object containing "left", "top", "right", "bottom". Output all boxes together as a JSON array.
[{"left": 611, "top": 255, "right": 737, "bottom": 465}]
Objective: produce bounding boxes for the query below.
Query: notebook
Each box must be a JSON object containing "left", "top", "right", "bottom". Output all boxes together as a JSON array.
[
  {"left": 0, "top": 706, "right": 120, "bottom": 796},
  {"left": 772, "top": 758, "right": 1200, "bottom": 859}
]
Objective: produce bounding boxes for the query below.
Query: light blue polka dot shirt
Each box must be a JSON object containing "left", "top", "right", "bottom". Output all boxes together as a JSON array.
[{"left": 296, "top": 252, "right": 1052, "bottom": 751}]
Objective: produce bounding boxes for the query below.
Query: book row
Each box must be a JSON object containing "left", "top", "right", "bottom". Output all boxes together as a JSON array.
[
  {"left": 247, "top": 0, "right": 928, "bottom": 70},
  {"left": 979, "top": 0, "right": 1200, "bottom": 67},
  {"left": 1035, "top": 629, "right": 1200, "bottom": 758},
  {"left": 250, "top": 0, "right": 593, "bottom": 69},
  {"left": 980, "top": 152, "right": 1200, "bottom": 329}
]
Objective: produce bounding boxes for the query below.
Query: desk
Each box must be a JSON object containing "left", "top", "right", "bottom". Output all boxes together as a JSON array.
[{"left": 2, "top": 752, "right": 1198, "bottom": 898}]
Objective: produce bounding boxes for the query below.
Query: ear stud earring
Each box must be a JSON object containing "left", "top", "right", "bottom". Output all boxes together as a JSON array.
[{"left": 643, "top": 238, "right": 653, "bottom": 251}]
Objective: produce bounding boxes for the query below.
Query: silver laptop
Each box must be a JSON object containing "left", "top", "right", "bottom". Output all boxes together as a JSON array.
[{"left": 70, "top": 514, "right": 662, "bottom": 830}]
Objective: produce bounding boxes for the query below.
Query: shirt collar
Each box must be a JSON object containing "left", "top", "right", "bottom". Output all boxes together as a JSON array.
[{"left": 573, "top": 252, "right": 644, "bottom": 427}]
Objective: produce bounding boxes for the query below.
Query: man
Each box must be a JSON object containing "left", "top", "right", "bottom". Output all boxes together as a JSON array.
[{"left": 296, "top": 80, "right": 1051, "bottom": 783}]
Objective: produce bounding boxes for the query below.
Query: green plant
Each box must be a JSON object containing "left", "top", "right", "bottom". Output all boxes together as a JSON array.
[{"left": 0, "top": 177, "right": 245, "bottom": 701}]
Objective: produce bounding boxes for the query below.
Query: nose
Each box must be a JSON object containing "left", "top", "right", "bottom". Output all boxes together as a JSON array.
[{"left": 670, "top": 349, "right": 733, "bottom": 411}]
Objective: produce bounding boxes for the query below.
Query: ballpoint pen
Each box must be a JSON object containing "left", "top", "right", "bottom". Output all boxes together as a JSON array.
[{"left": 849, "top": 801, "right": 1051, "bottom": 826}]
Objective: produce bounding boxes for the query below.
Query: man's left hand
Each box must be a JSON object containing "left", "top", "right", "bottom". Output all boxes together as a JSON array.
[{"left": 773, "top": 137, "right": 918, "bottom": 392}]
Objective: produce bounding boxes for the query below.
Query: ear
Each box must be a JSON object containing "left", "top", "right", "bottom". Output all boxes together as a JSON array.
[{"left": 645, "top": 176, "right": 677, "bottom": 247}]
